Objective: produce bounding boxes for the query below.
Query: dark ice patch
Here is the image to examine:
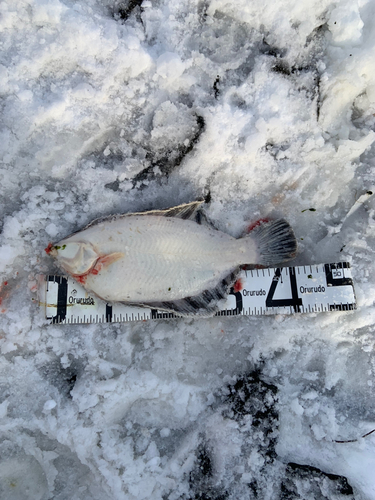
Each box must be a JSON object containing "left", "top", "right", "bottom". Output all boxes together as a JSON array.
[
  {"left": 271, "top": 63, "right": 291, "bottom": 76},
  {"left": 104, "top": 179, "right": 120, "bottom": 192},
  {"left": 132, "top": 115, "right": 205, "bottom": 189},
  {"left": 281, "top": 463, "right": 355, "bottom": 499},
  {"left": 39, "top": 357, "right": 83, "bottom": 399},
  {"left": 260, "top": 39, "right": 287, "bottom": 58},
  {"left": 223, "top": 370, "right": 279, "bottom": 461},
  {"left": 189, "top": 370, "right": 280, "bottom": 499},
  {"left": 113, "top": 0, "right": 144, "bottom": 21},
  {"left": 213, "top": 75, "right": 220, "bottom": 99},
  {"left": 189, "top": 442, "right": 229, "bottom": 500}
]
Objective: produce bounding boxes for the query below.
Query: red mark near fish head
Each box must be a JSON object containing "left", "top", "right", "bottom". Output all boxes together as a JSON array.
[
  {"left": 72, "top": 257, "right": 103, "bottom": 283},
  {"left": 247, "top": 218, "right": 269, "bottom": 233},
  {"left": 90, "top": 260, "right": 104, "bottom": 276},
  {"left": 45, "top": 242, "right": 54, "bottom": 254},
  {"left": 233, "top": 278, "right": 243, "bottom": 293},
  {"left": 74, "top": 274, "right": 88, "bottom": 285},
  {"left": 90, "top": 253, "right": 123, "bottom": 276},
  {"left": 70, "top": 253, "right": 123, "bottom": 285}
]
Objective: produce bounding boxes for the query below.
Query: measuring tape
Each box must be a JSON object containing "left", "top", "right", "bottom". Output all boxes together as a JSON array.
[{"left": 38, "top": 262, "right": 356, "bottom": 324}]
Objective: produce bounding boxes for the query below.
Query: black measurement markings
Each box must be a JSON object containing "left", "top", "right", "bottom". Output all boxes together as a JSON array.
[
  {"left": 325, "top": 262, "right": 353, "bottom": 287},
  {"left": 216, "top": 287, "right": 243, "bottom": 317},
  {"left": 105, "top": 304, "right": 113, "bottom": 322},
  {"left": 47, "top": 275, "right": 68, "bottom": 324},
  {"left": 151, "top": 310, "right": 176, "bottom": 319},
  {"left": 45, "top": 264, "right": 355, "bottom": 323},
  {"left": 325, "top": 263, "right": 355, "bottom": 310},
  {"left": 266, "top": 267, "right": 303, "bottom": 312},
  {"left": 329, "top": 303, "right": 356, "bottom": 311}
]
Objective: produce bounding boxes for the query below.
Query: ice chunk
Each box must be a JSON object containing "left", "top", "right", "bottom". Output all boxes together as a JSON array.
[
  {"left": 328, "top": 0, "right": 364, "bottom": 46},
  {"left": 156, "top": 52, "right": 186, "bottom": 81}
]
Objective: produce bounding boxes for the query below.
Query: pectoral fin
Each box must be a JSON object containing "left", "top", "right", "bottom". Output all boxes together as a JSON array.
[{"left": 91, "top": 252, "right": 124, "bottom": 275}]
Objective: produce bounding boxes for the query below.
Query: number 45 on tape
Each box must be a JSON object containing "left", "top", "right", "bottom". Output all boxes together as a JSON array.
[{"left": 38, "top": 262, "right": 356, "bottom": 324}]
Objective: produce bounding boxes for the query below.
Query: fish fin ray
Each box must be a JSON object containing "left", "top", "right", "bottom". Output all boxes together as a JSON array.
[
  {"left": 123, "top": 268, "right": 240, "bottom": 317},
  {"left": 82, "top": 200, "right": 205, "bottom": 230},
  {"left": 249, "top": 219, "right": 297, "bottom": 265},
  {"left": 147, "top": 200, "right": 204, "bottom": 220}
]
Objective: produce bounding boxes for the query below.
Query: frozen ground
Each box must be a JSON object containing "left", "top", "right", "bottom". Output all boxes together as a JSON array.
[{"left": 1, "top": 0, "right": 375, "bottom": 498}]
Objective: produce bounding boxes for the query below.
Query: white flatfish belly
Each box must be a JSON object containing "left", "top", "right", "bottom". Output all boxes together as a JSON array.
[{"left": 82, "top": 216, "right": 241, "bottom": 302}]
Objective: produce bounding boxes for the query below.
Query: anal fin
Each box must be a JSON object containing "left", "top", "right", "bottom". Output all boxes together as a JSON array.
[{"left": 123, "top": 268, "right": 240, "bottom": 317}]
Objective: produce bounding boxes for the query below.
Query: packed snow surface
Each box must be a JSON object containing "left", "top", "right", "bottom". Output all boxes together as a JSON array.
[{"left": 1, "top": 0, "right": 375, "bottom": 498}]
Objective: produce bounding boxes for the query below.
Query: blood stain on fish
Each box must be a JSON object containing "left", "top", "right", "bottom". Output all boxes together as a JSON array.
[
  {"left": 74, "top": 274, "right": 88, "bottom": 285},
  {"left": 233, "top": 278, "right": 243, "bottom": 293},
  {"left": 45, "top": 242, "right": 54, "bottom": 254},
  {"left": 247, "top": 219, "right": 269, "bottom": 233}
]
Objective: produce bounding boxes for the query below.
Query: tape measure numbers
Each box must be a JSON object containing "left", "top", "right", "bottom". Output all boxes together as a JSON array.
[{"left": 38, "top": 262, "right": 356, "bottom": 324}]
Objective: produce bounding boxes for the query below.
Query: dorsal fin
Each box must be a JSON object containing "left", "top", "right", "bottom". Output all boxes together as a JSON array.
[
  {"left": 82, "top": 200, "right": 205, "bottom": 231},
  {"left": 136, "top": 200, "right": 204, "bottom": 220}
]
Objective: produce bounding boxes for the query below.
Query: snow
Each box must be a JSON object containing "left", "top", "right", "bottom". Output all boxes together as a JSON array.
[{"left": 1, "top": 0, "right": 375, "bottom": 498}]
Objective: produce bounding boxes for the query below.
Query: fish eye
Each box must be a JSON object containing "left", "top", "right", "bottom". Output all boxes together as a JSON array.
[{"left": 55, "top": 242, "right": 80, "bottom": 259}]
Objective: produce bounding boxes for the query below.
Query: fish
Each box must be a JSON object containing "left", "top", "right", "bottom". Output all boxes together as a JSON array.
[{"left": 45, "top": 200, "right": 297, "bottom": 316}]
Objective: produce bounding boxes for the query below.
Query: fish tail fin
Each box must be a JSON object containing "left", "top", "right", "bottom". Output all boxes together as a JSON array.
[{"left": 250, "top": 219, "right": 297, "bottom": 266}]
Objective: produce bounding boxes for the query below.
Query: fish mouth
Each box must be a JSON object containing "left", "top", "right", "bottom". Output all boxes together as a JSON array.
[{"left": 45, "top": 243, "right": 58, "bottom": 257}]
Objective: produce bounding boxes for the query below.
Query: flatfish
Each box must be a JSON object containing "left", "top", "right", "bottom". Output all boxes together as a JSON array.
[{"left": 45, "top": 201, "right": 297, "bottom": 316}]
